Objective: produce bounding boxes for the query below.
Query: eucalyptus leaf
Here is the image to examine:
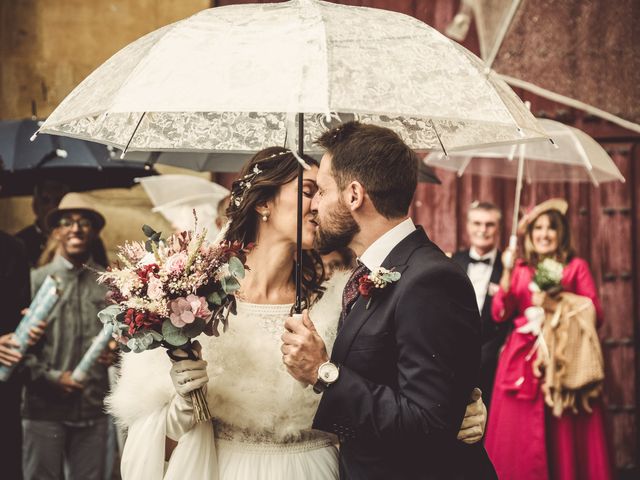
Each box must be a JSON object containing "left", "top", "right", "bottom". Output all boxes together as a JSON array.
[
  {"left": 127, "top": 333, "right": 154, "bottom": 353},
  {"left": 162, "top": 320, "right": 189, "bottom": 346},
  {"left": 382, "top": 271, "right": 401, "bottom": 282},
  {"left": 149, "top": 330, "right": 163, "bottom": 342},
  {"left": 228, "top": 256, "right": 245, "bottom": 279},
  {"left": 182, "top": 318, "right": 206, "bottom": 338},
  {"left": 97, "top": 305, "right": 121, "bottom": 325},
  {"left": 207, "top": 291, "right": 223, "bottom": 306},
  {"left": 222, "top": 275, "right": 241, "bottom": 294},
  {"left": 145, "top": 240, "right": 153, "bottom": 253},
  {"left": 142, "top": 224, "right": 156, "bottom": 238}
]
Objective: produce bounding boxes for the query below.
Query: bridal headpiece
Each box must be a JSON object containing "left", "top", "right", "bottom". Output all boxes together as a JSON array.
[
  {"left": 231, "top": 164, "right": 263, "bottom": 207},
  {"left": 230, "top": 150, "right": 292, "bottom": 207}
]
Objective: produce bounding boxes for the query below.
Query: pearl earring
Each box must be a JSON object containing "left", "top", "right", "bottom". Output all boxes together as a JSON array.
[{"left": 262, "top": 212, "right": 269, "bottom": 222}]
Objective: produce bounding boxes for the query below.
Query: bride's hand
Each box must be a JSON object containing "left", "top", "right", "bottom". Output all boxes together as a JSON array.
[
  {"left": 457, "top": 387, "right": 487, "bottom": 444},
  {"left": 170, "top": 359, "right": 209, "bottom": 397},
  {"left": 166, "top": 356, "right": 209, "bottom": 442}
]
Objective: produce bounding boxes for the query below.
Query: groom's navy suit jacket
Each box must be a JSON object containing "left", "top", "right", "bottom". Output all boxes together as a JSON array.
[{"left": 313, "top": 228, "right": 497, "bottom": 479}]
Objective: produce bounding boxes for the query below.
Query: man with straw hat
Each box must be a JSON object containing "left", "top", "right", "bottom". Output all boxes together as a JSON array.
[{"left": 21, "top": 193, "right": 112, "bottom": 480}]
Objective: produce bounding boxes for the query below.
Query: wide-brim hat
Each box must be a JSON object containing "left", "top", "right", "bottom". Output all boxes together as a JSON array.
[
  {"left": 517, "top": 198, "right": 568, "bottom": 234},
  {"left": 46, "top": 192, "right": 106, "bottom": 231}
]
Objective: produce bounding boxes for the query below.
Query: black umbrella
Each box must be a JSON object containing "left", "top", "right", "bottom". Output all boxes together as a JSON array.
[{"left": 0, "top": 119, "right": 156, "bottom": 197}]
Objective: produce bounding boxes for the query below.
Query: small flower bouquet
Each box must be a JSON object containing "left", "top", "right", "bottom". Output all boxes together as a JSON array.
[
  {"left": 530, "top": 258, "right": 564, "bottom": 293},
  {"left": 97, "top": 222, "right": 250, "bottom": 422},
  {"left": 358, "top": 267, "right": 401, "bottom": 309}
]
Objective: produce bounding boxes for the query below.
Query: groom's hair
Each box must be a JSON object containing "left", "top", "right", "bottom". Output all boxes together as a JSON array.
[{"left": 316, "top": 121, "right": 417, "bottom": 219}]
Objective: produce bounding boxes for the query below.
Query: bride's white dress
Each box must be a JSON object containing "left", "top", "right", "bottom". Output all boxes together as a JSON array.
[{"left": 107, "top": 272, "right": 348, "bottom": 480}]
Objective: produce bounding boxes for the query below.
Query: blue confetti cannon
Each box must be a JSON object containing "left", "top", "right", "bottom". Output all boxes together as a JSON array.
[
  {"left": 71, "top": 323, "right": 114, "bottom": 383},
  {"left": 0, "top": 275, "right": 61, "bottom": 382}
]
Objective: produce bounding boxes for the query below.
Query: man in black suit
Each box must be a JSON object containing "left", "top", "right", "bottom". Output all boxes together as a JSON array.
[
  {"left": 452, "top": 201, "right": 508, "bottom": 411},
  {"left": 282, "top": 122, "right": 496, "bottom": 479},
  {"left": 0, "top": 163, "right": 38, "bottom": 480}
]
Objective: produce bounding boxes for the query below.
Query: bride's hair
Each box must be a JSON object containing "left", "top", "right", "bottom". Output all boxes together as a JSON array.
[{"left": 224, "top": 147, "right": 325, "bottom": 304}]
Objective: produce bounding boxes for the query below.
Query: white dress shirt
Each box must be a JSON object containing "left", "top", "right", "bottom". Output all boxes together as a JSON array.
[
  {"left": 467, "top": 247, "right": 497, "bottom": 312},
  {"left": 359, "top": 218, "right": 416, "bottom": 270}
]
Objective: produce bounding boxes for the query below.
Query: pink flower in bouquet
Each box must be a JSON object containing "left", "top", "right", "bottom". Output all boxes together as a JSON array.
[
  {"left": 165, "top": 252, "right": 188, "bottom": 275},
  {"left": 169, "top": 294, "right": 213, "bottom": 328},
  {"left": 147, "top": 275, "right": 164, "bottom": 300}
]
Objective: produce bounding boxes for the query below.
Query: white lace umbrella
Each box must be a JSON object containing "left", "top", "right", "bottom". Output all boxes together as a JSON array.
[
  {"left": 423, "top": 118, "right": 625, "bottom": 250},
  {"left": 36, "top": 0, "right": 549, "bottom": 310},
  {"left": 137, "top": 175, "right": 230, "bottom": 242},
  {"left": 37, "top": 0, "right": 547, "bottom": 155}
]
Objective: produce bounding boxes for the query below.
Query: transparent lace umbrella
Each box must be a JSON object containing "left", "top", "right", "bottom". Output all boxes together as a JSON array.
[
  {"left": 36, "top": 0, "right": 549, "bottom": 311},
  {"left": 423, "top": 118, "right": 625, "bottom": 253},
  {"left": 137, "top": 174, "right": 230, "bottom": 242}
]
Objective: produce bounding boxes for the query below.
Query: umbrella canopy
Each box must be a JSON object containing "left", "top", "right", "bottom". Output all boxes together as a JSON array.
[
  {"left": 0, "top": 119, "right": 155, "bottom": 196},
  {"left": 423, "top": 119, "right": 625, "bottom": 185},
  {"left": 37, "top": 0, "right": 549, "bottom": 311},
  {"left": 137, "top": 174, "right": 230, "bottom": 242},
  {"left": 37, "top": 0, "right": 548, "bottom": 154},
  {"left": 466, "top": 0, "right": 640, "bottom": 133},
  {"left": 424, "top": 118, "right": 625, "bottom": 249}
]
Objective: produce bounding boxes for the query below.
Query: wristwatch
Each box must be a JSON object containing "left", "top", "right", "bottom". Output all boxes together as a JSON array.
[{"left": 313, "top": 361, "right": 340, "bottom": 394}]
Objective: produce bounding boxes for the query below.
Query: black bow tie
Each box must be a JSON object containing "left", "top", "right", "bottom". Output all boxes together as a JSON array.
[{"left": 469, "top": 257, "right": 491, "bottom": 265}]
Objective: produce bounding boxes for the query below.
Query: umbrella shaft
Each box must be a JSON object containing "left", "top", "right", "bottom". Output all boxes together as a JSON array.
[
  {"left": 510, "top": 147, "right": 525, "bottom": 237},
  {"left": 294, "top": 113, "right": 304, "bottom": 314}
]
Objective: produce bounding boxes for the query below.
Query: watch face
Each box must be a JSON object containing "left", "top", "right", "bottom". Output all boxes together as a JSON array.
[{"left": 318, "top": 363, "right": 339, "bottom": 383}]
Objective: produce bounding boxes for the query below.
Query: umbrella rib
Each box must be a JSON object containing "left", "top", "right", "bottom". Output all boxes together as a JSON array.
[
  {"left": 570, "top": 130, "right": 600, "bottom": 186},
  {"left": 428, "top": 119, "right": 448, "bottom": 156},
  {"left": 485, "top": 0, "right": 523, "bottom": 68},
  {"left": 121, "top": 112, "right": 147, "bottom": 158}
]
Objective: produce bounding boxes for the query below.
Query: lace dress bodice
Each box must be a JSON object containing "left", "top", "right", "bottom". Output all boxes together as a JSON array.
[
  {"left": 199, "top": 293, "right": 341, "bottom": 445},
  {"left": 108, "top": 272, "right": 348, "bottom": 478}
]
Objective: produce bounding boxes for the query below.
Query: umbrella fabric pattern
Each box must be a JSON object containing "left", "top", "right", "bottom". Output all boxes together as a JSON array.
[{"left": 38, "top": 0, "right": 547, "bottom": 154}]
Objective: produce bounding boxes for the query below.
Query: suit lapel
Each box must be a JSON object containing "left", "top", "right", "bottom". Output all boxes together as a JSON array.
[
  {"left": 481, "top": 249, "right": 502, "bottom": 319},
  {"left": 330, "top": 228, "right": 427, "bottom": 364},
  {"left": 489, "top": 250, "right": 503, "bottom": 284},
  {"left": 459, "top": 249, "right": 472, "bottom": 272}
]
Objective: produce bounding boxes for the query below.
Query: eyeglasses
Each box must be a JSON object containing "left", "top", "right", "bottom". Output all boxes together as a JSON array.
[{"left": 58, "top": 217, "right": 93, "bottom": 229}]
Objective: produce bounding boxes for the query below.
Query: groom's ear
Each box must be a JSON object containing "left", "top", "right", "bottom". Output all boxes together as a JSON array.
[{"left": 346, "top": 181, "right": 365, "bottom": 211}]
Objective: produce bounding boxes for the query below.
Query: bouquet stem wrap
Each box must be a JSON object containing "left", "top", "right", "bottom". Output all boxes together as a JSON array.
[
  {"left": 0, "top": 275, "right": 61, "bottom": 382},
  {"left": 191, "top": 387, "right": 212, "bottom": 424}
]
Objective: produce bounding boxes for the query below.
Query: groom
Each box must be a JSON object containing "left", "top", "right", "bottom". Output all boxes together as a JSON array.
[{"left": 282, "top": 122, "right": 496, "bottom": 479}]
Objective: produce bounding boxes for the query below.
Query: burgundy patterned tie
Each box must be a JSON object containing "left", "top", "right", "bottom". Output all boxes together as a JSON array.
[{"left": 338, "top": 262, "right": 370, "bottom": 331}]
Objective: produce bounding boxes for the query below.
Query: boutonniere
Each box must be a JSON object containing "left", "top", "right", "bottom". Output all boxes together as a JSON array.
[{"left": 358, "top": 267, "right": 401, "bottom": 309}]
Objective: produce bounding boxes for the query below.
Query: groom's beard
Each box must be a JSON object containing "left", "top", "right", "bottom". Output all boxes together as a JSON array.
[{"left": 313, "top": 199, "right": 360, "bottom": 255}]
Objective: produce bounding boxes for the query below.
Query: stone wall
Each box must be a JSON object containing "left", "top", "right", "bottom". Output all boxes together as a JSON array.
[{"left": 0, "top": 0, "right": 211, "bottom": 253}]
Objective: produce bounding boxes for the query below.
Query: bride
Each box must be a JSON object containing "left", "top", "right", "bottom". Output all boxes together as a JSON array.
[{"left": 107, "top": 147, "right": 486, "bottom": 479}]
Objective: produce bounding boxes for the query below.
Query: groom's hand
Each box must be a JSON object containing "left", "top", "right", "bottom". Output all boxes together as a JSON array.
[{"left": 281, "top": 309, "right": 329, "bottom": 385}]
